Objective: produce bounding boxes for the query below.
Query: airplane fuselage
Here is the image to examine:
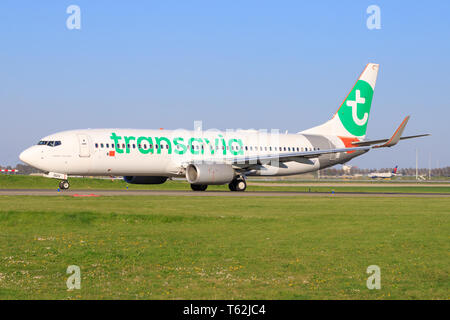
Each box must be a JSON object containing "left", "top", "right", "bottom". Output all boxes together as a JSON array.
[{"left": 20, "top": 128, "right": 366, "bottom": 178}]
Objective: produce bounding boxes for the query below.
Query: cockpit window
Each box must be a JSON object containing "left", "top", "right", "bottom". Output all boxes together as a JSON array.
[{"left": 37, "top": 140, "right": 61, "bottom": 147}]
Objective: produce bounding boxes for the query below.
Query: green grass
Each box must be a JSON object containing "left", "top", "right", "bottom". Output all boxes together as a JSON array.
[
  {"left": 0, "top": 195, "right": 448, "bottom": 299},
  {"left": 1, "top": 175, "right": 449, "bottom": 193}
]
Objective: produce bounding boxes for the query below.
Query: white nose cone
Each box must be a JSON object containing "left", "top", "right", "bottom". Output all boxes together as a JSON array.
[{"left": 19, "top": 148, "right": 36, "bottom": 166}]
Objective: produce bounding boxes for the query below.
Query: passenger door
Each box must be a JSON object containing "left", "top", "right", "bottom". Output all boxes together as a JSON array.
[{"left": 77, "top": 134, "right": 91, "bottom": 157}]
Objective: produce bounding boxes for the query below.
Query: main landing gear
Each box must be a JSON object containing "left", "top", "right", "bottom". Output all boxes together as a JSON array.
[
  {"left": 189, "top": 176, "right": 247, "bottom": 192},
  {"left": 59, "top": 180, "right": 70, "bottom": 190},
  {"left": 228, "top": 176, "right": 247, "bottom": 192},
  {"left": 190, "top": 184, "right": 208, "bottom": 191}
]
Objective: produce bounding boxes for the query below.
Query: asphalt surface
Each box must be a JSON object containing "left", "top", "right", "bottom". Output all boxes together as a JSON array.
[
  {"left": 249, "top": 182, "right": 450, "bottom": 187},
  {"left": 0, "top": 189, "right": 448, "bottom": 197}
]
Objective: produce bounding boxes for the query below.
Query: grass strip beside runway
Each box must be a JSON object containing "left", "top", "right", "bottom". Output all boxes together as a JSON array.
[
  {"left": 0, "top": 195, "right": 448, "bottom": 299},
  {"left": 1, "top": 175, "right": 449, "bottom": 194}
]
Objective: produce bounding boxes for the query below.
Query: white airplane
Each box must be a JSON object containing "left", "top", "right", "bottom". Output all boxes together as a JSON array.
[
  {"left": 19, "top": 63, "right": 429, "bottom": 192},
  {"left": 368, "top": 165, "right": 399, "bottom": 179}
]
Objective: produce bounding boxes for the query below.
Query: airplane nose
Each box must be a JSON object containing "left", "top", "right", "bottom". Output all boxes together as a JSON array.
[{"left": 19, "top": 147, "right": 37, "bottom": 166}]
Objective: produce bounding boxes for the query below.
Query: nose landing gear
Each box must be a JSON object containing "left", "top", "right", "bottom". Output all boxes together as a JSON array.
[{"left": 59, "top": 180, "right": 70, "bottom": 190}]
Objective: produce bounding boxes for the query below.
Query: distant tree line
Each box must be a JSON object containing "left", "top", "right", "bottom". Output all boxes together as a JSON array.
[
  {"left": 321, "top": 166, "right": 450, "bottom": 177},
  {"left": 0, "top": 164, "right": 449, "bottom": 177}
]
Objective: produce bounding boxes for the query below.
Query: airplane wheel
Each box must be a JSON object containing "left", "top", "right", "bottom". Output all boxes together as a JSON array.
[
  {"left": 229, "top": 177, "right": 246, "bottom": 192},
  {"left": 236, "top": 179, "right": 247, "bottom": 191},
  {"left": 59, "top": 180, "right": 70, "bottom": 190},
  {"left": 191, "top": 184, "right": 208, "bottom": 191}
]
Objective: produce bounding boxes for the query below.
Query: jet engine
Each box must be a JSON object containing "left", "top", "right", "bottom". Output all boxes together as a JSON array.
[{"left": 185, "top": 163, "right": 235, "bottom": 185}]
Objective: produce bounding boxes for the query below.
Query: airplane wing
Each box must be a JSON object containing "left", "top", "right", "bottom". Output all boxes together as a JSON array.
[
  {"left": 223, "top": 146, "right": 371, "bottom": 167},
  {"left": 351, "top": 116, "right": 430, "bottom": 148}
]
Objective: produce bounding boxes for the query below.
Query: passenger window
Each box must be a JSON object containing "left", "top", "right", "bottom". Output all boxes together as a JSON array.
[
  {"left": 100, "top": 143, "right": 104, "bottom": 148},
  {"left": 106, "top": 144, "right": 109, "bottom": 148},
  {"left": 95, "top": 143, "right": 98, "bottom": 148},
  {"left": 122, "top": 143, "right": 125, "bottom": 149},
  {"left": 166, "top": 145, "right": 169, "bottom": 149}
]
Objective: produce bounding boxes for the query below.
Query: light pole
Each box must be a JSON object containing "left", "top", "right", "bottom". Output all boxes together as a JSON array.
[{"left": 416, "top": 149, "right": 418, "bottom": 181}]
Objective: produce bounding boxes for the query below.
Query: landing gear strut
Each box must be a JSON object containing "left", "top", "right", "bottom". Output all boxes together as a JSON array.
[
  {"left": 59, "top": 180, "right": 70, "bottom": 190},
  {"left": 191, "top": 184, "right": 208, "bottom": 191},
  {"left": 228, "top": 176, "right": 247, "bottom": 192}
]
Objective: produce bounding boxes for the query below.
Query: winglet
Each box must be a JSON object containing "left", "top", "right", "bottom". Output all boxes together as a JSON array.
[{"left": 373, "top": 116, "right": 410, "bottom": 148}]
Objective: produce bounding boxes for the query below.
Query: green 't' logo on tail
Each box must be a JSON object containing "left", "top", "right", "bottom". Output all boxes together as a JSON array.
[{"left": 338, "top": 80, "right": 374, "bottom": 136}]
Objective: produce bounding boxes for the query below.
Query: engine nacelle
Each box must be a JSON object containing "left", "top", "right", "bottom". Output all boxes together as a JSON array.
[
  {"left": 186, "top": 163, "right": 235, "bottom": 185},
  {"left": 123, "top": 176, "right": 168, "bottom": 184}
]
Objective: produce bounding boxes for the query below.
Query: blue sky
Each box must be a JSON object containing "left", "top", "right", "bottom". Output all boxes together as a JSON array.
[{"left": 1, "top": 1, "right": 449, "bottom": 168}]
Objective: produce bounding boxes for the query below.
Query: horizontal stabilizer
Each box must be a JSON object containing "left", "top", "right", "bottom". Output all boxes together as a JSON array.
[{"left": 351, "top": 116, "right": 430, "bottom": 148}]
